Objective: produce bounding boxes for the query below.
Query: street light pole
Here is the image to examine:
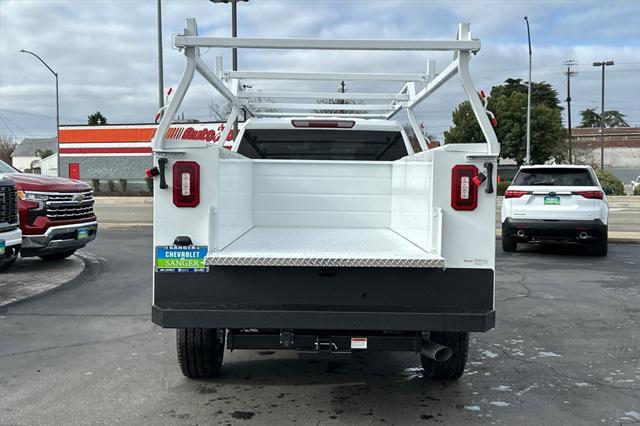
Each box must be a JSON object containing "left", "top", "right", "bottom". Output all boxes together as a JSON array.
[
  {"left": 593, "top": 61, "right": 614, "bottom": 170},
  {"left": 20, "top": 49, "right": 60, "bottom": 177},
  {"left": 524, "top": 16, "right": 532, "bottom": 165}
]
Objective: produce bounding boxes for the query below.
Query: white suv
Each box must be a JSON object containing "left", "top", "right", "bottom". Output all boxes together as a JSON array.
[{"left": 501, "top": 165, "right": 608, "bottom": 255}]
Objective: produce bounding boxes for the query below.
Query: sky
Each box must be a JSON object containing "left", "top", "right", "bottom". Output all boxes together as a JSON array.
[{"left": 0, "top": 0, "right": 639, "bottom": 141}]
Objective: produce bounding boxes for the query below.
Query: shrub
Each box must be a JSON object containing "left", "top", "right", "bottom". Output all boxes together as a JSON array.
[
  {"left": 497, "top": 181, "right": 511, "bottom": 196},
  {"left": 145, "top": 176, "right": 154, "bottom": 194},
  {"left": 634, "top": 185, "right": 640, "bottom": 196},
  {"left": 107, "top": 179, "right": 116, "bottom": 192},
  {"left": 91, "top": 178, "right": 100, "bottom": 193},
  {"left": 119, "top": 178, "right": 128, "bottom": 192},
  {"left": 595, "top": 170, "right": 625, "bottom": 195}
]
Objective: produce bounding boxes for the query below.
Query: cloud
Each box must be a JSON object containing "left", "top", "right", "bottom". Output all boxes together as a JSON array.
[{"left": 0, "top": 0, "right": 638, "bottom": 141}]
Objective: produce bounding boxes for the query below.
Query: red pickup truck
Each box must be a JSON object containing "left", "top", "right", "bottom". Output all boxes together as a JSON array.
[{"left": 0, "top": 160, "right": 98, "bottom": 260}]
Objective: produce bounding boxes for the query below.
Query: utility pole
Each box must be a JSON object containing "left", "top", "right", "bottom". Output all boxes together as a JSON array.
[
  {"left": 593, "top": 61, "right": 614, "bottom": 170},
  {"left": 157, "top": 0, "right": 164, "bottom": 114},
  {"left": 524, "top": 16, "right": 532, "bottom": 165},
  {"left": 565, "top": 60, "right": 577, "bottom": 164},
  {"left": 340, "top": 80, "right": 346, "bottom": 94}
]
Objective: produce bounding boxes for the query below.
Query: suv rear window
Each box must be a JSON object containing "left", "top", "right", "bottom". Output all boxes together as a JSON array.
[
  {"left": 237, "top": 129, "right": 407, "bottom": 161},
  {"left": 512, "top": 168, "right": 596, "bottom": 186}
]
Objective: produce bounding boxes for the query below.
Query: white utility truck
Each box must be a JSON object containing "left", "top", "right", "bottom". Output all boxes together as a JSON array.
[{"left": 150, "top": 18, "right": 500, "bottom": 380}]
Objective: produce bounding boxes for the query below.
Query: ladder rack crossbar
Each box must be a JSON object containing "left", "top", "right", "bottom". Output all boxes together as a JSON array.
[
  {"left": 257, "top": 112, "right": 389, "bottom": 118},
  {"left": 238, "top": 91, "right": 408, "bottom": 101},
  {"left": 175, "top": 36, "right": 481, "bottom": 52},
  {"left": 227, "top": 71, "right": 426, "bottom": 82},
  {"left": 250, "top": 103, "right": 393, "bottom": 111},
  {"left": 152, "top": 18, "right": 499, "bottom": 157}
]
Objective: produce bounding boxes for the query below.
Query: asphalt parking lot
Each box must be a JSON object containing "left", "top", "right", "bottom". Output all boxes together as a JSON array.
[{"left": 1, "top": 228, "right": 639, "bottom": 425}]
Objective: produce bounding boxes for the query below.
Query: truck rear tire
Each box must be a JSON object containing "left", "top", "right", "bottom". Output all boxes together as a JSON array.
[
  {"left": 176, "top": 328, "right": 225, "bottom": 378},
  {"left": 421, "top": 331, "right": 469, "bottom": 380},
  {"left": 502, "top": 234, "right": 517, "bottom": 252},
  {"left": 39, "top": 250, "right": 76, "bottom": 261}
]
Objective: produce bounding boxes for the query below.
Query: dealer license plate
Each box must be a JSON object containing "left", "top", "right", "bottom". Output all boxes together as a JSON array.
[
  {"left": 77, "top": 229, "right": 89, "bottom": 240},
  {"left": 156, "top": 245, "right": 208, "bottom": 273},
  {"left": 544, "top": 196, "right": 560, "bottom": 205}
]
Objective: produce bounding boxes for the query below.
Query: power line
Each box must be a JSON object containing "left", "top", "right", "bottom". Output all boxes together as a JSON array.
[{"left": 0, "top": 108, "right": 55, "bottom": 119}]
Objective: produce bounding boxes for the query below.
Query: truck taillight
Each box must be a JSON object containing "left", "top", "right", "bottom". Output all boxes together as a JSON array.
[
  {"left": 451, "top": 164, "right": 478, "bottom": 211},
  {"left": 573, "top": 190, "right": 604, "bottom": 199},
  {"left": 504, "top": 190, "right": 530, "bottom": 199},
  {"left": 173, "top": 161, "right": 200, "bottom": 208}
]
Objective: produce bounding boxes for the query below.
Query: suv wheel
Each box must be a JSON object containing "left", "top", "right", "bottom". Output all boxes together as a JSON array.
[
  {"left": 421, "top": 331, "right": 469, "bottom": 380},
  {"left": 177, "top": 328, "right": 225, "bottom": 378},
  {"left": 592, "top": 232, "right": 608, "bottom": 257},
  {"left": 502, "top": 234, "right": 517, "bottom": 252},
  {"left": 39, "top": 249, "right": 76, "bottom": 261}
]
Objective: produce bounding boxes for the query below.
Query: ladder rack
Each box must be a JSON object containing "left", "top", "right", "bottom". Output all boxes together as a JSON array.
[{"left": 153, "top": 18, "right": 499, "bottom": 156}]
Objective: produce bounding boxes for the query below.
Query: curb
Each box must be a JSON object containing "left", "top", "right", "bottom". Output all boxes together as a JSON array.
[
  {"left": 0, "top": 252, "right": 105, "bottom": 309},
  {"left": 94, "top": 197, "right": 153, "bottom": 205},
  {"left": 99, "top": 223, "right": 154, "bottom": 229}
]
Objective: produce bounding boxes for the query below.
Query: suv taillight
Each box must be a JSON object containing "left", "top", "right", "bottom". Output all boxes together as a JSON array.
[
  {"left": 573, "top": 190, "right": 604, "bottom": 199},
  {"left": 173, "top": 161, "right": 200, "bottom": 208},
  {"left": 504, "top": 190, "right": 530, "bottom": 199},
  {"left": 451, "top": 164, "right": 478, "bottom": 211}
]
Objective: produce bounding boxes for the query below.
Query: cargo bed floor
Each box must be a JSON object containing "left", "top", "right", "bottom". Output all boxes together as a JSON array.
[{"left": 205, "top": 227, "right": 445, "bottom": 268}]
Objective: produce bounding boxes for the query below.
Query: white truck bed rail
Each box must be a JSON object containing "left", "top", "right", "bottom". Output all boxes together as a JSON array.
[{"left": 153, "top": 18, "right": 499, "bottom": 156}]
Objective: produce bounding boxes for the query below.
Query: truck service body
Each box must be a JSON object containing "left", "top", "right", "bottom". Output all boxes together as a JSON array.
[{"left": 151, "top": 19, "right": 500, "bottom": 379}]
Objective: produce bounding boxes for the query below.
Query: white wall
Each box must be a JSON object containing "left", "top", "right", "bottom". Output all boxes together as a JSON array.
[
  {"left": 38, "top": 154, "right": 58, "bottom": 176},
  {"left": 574, "top": 147, "right": 640, "bottom": 168},
  {"left": 11, "top": 156, "right": 39, "bottom": 172}
]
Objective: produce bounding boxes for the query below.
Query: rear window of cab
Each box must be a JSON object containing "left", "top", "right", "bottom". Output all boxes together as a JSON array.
[
  {"left": 512, "top": 168, "right": 596, "bottom": 186},
  {"left": 237, "top": 129, "right": 407, "bottom": 161}
]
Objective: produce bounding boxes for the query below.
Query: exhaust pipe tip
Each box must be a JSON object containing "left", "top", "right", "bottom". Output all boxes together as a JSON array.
[
  {"left": 516, "top": 229, "right": 525, "bottom": 238},
  {"left": 579, "top": 232, "right": 588, "bottom": 239},
  {"left": 421, "top": 340, "right": 453, "bottom": 362}
]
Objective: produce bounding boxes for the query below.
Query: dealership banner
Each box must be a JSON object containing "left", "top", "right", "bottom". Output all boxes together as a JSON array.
[{"left": 59, "top": 122, "right": 239, "bottom": 156}]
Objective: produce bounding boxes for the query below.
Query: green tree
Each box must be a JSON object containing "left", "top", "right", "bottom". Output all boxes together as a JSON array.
[
  {"left": 604, "top": 110, "right": 630, "bottom": 127},
  {"left": 443, "top": 101, "right": 485, "bottom": 144},
  {"left": 578, "top": 108, "right": 600, "bottom": 128},
  {"left": 595, "top": 170, "right": 624, "bottom": 195},
  {"left": 88, "top": 111, "right": 107, "bottom": 125},
  {"left": 578, "top": 108, "right": 630, "bottom": 128},
  {"left": 444, "top": 79, "right": 566, "bottom": 165},
  {"left": 490, "top": 78, "right": 562, "bottom": 110},
  {"left": 35, "top": 148, "right": 54, "bottom": 158}
]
